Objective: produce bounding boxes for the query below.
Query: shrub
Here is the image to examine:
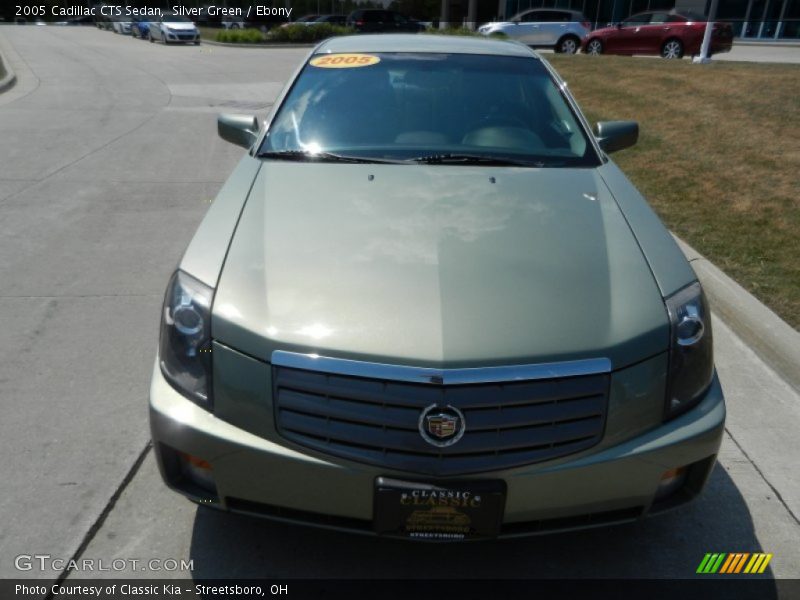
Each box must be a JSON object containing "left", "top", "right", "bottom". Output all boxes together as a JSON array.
[
  {"left": 214, "top": 28, "right": 265, "bottom": 44},
  {"left": 267, "top": 23, "right": 354, "bottom": 43}
]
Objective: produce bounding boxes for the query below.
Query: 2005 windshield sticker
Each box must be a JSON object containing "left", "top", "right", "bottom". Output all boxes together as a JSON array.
[{"left": 310, "top": 54, "right": 381, "bottom": 69}]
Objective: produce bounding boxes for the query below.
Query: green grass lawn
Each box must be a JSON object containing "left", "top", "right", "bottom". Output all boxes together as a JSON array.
[{"left": 549, "top": 54, "right": 800, "bottom": 330}]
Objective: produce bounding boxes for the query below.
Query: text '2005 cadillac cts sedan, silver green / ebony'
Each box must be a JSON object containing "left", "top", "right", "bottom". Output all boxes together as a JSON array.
[{"left": 150, "top": 34, "right": 724, "bottom": 541}]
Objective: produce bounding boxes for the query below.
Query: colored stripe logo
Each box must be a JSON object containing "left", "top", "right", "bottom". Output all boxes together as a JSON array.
[{"left": 697, "top": 553, "right": 772, "bottom": 574}]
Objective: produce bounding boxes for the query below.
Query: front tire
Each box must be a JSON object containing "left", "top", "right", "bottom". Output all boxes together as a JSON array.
[
  {"left": 661, "top": 38, "right": 684, "bottom": 59},
  {"left": 161, "top": 32, "right": 168, "bottom": 45},
  {"left": 556, "top": 35, "right": 580, "bottom": 54},
  {"left": 585, "top": 38, "right": 603, "bottom": 55}
]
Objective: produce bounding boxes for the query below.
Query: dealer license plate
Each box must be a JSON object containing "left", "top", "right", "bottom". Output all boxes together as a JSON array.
[{"left": 374, "top": 477, "right": 506, "bottom": 541}]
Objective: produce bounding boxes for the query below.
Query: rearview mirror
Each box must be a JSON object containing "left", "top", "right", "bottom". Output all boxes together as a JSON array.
[
  {"left": 594, "top": 121, "right": 638, "bottom": 154},
  {"left": 218, "top": 113, "right": 259, "bottom": 149}
]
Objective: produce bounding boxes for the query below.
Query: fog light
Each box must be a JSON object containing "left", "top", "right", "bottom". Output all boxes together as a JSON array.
[
  {"left": 178, "top": 451, "right": 216, "bottom": 493},
  {"left": 655, "top": 466, "right": 688, "bottom": 500}
]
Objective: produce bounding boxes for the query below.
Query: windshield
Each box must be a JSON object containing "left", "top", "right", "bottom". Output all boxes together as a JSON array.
[
  {"left": 259, "top": 52, "right": 599, "bottom": 167},
  {"left": 164, "top": 15, "right": 191, "bottom": 23}
]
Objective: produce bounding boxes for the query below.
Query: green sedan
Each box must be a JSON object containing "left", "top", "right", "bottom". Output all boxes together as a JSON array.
[{"left": 150, "top": 34, "right": 724, "bottom": 541}]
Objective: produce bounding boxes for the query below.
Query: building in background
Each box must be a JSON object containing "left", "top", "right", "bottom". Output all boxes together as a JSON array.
[{"left": 439, "top": 0, "right": 799, "bottom": 39}]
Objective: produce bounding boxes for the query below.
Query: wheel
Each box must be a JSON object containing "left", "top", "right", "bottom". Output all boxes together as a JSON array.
[
  {"left": 661, "top": 38, "right": 684, "bottom": 59},
  {"left": 149, "top": 32, "right": 155, "bottom": 43},
  {"left": 556, "top": 35, "right": 580, "bottom": 55},
  {"left": 161, "top": 31, "right": 168, "bottom": 45},
  {"left": 585, "top": 38, "right": 603, "bottom": 55},
  {"left": 194, "top": 40, "right": 201, "bottom": 45}
]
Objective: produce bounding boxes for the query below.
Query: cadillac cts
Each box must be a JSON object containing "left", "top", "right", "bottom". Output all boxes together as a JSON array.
[{"left": 150, "top": 35, "right": 724, "bottom": 541}]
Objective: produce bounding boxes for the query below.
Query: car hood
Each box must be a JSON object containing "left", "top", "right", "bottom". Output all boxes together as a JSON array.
[
  {"left": 212, "top": 163, "right": 669, "bottom": 369},
  {"left": 163, "top": 21, "right": 196, "bottom": 30}
]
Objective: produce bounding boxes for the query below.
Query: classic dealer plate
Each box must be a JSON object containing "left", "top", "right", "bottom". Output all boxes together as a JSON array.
[{"left": 374, "top": 477, "right": 506, "bottom": 540}]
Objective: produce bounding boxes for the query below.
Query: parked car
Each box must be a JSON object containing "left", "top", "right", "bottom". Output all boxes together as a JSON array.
[
  {"left": 281, "top": 14, "right": 320, "bottom": 27},
  {"left": 347, "top": 9, "right": 424, "bottom": 33},
  {"left": 582, "top": 10, "right": 734, "bottom": 58},
  {"left": 111, "top": 19, "right": 132, "bottom": 34},
  {"left": 221, "top": 16, "right": 245, "bottom": 29},
  {"left": 131, "top": 16, "right": 150, "bottom": 39},
  {"left": 309, "top": 14, "right": 347, "bottom": 26},
  {"left": 150, "top": 34, "right": 724, "bottom": 541},
  {"left": 149, "top": 13, "right": 201, "bottom": 45},
  {"left": 478, "top": 9, "right": 591, "bottom": 53}
]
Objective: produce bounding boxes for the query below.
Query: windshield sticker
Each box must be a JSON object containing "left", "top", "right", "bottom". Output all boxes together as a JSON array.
[{"left": 309, "top": 54, "right": 381, "bottom": 69}]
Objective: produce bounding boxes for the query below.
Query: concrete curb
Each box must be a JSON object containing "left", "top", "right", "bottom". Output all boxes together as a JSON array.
[
  {"left": 734, "top": 40, "right": 800, "bottom": 48},
  {"left": 0, "top": 45, "right": 16, "bottom": 94},
  {"left": 674, "top": 235, "right": 800, "bottom": 393},
  {"left": 200, "top": 39, "right": 315, "bottom": 49}
]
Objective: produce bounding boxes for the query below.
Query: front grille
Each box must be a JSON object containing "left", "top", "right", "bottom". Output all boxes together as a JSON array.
[{"left": 273, "top": 364, "right": 609, "bottom": 476}]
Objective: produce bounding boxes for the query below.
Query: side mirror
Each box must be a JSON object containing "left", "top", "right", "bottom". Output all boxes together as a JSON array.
[
  {"left": 594, "top": 121, "right": 638, "bottom": 154},
  {"left": 218, "top": 113, "right": 259, "bottom": 149}
]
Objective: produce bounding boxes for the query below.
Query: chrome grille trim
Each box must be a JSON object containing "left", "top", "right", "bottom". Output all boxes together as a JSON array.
[
  {"left": 271, "top": 351, "right": 611, "bottom": 385},
  {"left": 272, "top": 353, "right": 611, "bottom": 476}
]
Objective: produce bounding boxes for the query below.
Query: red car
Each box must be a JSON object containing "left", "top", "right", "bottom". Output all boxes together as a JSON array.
[{"left": 582, "top": 10, "right": 734, "bottom": 59}]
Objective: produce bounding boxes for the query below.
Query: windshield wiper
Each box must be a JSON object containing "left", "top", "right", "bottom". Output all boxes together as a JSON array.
[
  {"left": 410, "top": 153, "right": 554, "bottom": 167},
  {"left": 256, "top": 150, "right": 402, "bottom": 164}
]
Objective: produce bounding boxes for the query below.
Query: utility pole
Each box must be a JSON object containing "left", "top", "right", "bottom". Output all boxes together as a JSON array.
[{"left": 693, "top": 0, "right": 719, "bottom": 64}]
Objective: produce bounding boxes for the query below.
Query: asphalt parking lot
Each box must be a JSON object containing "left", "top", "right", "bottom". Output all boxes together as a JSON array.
[{"left": 0, "top": 26, "right": 799, "bottom": 589}]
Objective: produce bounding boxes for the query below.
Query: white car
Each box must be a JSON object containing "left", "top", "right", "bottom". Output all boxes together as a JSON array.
[
  {"left": 149, "top": 14, "right": 201, "bottom": 45},
  {"left": 221, "top": 16, "right": 245, "bottom": 29},
  {"left": 112, "top": 20, "right": 132, "bottom": 34},
  {"left": 478, "top": 9, "right": 591, "bottom": 54}
]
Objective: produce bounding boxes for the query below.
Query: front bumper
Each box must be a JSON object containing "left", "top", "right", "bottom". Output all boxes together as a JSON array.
[
  {"left": 150, "top": 356, "right": 725, "bottom": 539},
  {"left": 165, "top": 30, "right": 200, "bottom": 42}
]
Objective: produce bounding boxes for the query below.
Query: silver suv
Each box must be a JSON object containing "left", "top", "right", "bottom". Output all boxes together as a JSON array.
[{"left": 478, "top": 9, "right": 590, "bottom": 54}]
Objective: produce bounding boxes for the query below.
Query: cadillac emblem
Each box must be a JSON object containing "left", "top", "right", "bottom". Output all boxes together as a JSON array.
[{"left": 419, "top": 404, "right": 466, "bottom": 448}]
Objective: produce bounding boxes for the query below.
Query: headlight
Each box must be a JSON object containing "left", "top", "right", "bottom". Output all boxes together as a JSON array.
[
  {"left": 664, "top": 281, "right": 714, "bottom": 419},
  {"left": 160, "top": 270, "right": 214, "bottom": 408}
]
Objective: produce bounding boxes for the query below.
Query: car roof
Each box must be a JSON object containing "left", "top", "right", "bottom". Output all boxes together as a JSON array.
[
  {"left": 316, "top": 34, "right": 538, "bottom": 58},
  {"left": 522, "top": 8, "right": 583, "bottom": 13}
]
